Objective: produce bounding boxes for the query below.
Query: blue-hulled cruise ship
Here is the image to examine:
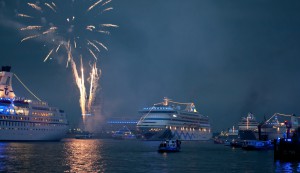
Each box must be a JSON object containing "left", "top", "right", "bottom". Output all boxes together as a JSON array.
[{"left": 137, "top": 98, "right": 212, "bottom": 141}]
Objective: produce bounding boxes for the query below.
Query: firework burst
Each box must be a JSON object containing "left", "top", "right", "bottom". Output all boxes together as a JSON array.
[
  {"left": 18, "top": 0, "right": 117, "bottom": 122},
  {"left": 18, "top": 0, "right": 118, "bottom": 65}
]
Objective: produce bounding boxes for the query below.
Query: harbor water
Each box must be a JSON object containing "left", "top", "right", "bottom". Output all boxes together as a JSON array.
[{"left": 0, "top": 139, "right": 299, "bottom": 173}]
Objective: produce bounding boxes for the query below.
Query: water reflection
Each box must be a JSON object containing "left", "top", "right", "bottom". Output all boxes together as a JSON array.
[
  {"left": 0, "top": 143, "right": 7, "bottom": 171},
  {"left": 64, "top": 139, "right": 106, "bottom": 172},
  {"left": 275, "top": 160, "right": 300, "bottom": 173}
]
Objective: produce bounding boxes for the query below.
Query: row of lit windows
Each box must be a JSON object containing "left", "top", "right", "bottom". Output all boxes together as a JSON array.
[
  {"left": 107, "top": 121, "right": 138, "bottom": 124},
  {"left": 32, "top": 112, "right": 54, "bottom": 117},
  {"left": 0, "top": 121, "right": 66, "bottom": 127},
  {"left": 0, "top": 116, "right": 62, "bottom": 123},
  {"left": 167, "top": 126, "right": 209, "bottom": 132},
  {"left": 0, "top": 127, "right": 65, "bottom": 131},
  {"left": 0, "top": 116, "right": 29, "bottom": 121},
  {"left": 32, "top": 117, "right": 60, "bottom": 122}
]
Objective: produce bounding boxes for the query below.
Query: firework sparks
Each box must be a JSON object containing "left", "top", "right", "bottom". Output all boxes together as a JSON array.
[
  {"left": 17, "top": 13, "right": 33, "bottom": 18},
  {"left": 21, "top": 34, "right": 41, "bottom": 42},
  {"left": 87, "top": 40, "right": 100, "bottom": 52},
  {"left": 27, "top": 3, "right": 42, "bottom": 12},
  {"left": 87, "top": 0, "right": 103, "bottom": 12},
  {"left": 88, "top": 48, "right": 98, "bottom": 60},
  {"left": 102, "top": 0, "right": 112, "bottom": 6},
  {"left": 101, "top": 24, "right": 119, "bottom": 28},
  {"left": 86, "top": 25, "right": 96, "bottom": 32},
  {"left": 102, "top": 7, "right": 113, "bottom": 13},
  {"left": 19, "top": 1, "right": 116, "bottom": 63},
  {"left": 45, "top": 3, "right": 56, "bottom": 12},
  {"left": 20, "top": 25, "right": 43, "bottom": 31},
  {"left": 97, "top": 30, "right": 110, "bottom": 35},
  {"left": 94, "top": 40, "right": 108, "bottom": 51},
  {"left": 52, "top": 2, "right": 57, "bottom": 8},
  {"left": 56, "top": 43, "right": 62, "bottom": 52},
  {"left": 42, "top": 26, "right": 57, "bottom": 35},
  {"left": 43, "top": 49, "right": 54, "bottom": 62}
]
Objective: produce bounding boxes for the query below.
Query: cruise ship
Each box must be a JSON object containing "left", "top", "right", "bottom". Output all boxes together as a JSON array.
[
  {"left": 137, "top": 98, "right": 212, "bottom": 141},
  {"left": 0, "top": 66, "right": 69, "bottom": 141}
]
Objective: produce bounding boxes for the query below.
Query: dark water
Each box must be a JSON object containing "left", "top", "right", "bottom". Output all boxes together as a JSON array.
[{"left": 0, "top": 139, "right": 299, "bottom": 173}]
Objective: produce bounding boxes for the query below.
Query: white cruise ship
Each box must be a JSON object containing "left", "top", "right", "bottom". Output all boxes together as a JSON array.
[
  {"left": 0, "top": 66, "right": 68, "bottom": 141},
  {"left": 137, "top": 98, "right": 212, "bottom": 141}
]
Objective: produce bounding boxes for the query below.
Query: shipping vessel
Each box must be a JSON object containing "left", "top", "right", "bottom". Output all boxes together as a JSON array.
[
  {"left": 0, "top": 66, "right": 68, "bottom": 141},
  {"left": 137, "top": 98, "right": 212, "bottom": 141}
]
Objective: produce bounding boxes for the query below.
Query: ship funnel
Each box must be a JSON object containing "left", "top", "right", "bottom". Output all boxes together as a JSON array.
[
  {"left": 0, "top": 66, "right": 15, "bottom": 99},
  {"left": 2, "top": 66, "right": 11, "bottom": 72}
]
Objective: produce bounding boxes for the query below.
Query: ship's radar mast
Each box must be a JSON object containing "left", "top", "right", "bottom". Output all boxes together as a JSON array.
[
  {"left": 0, "top": 66, "right": 15, "bottom": 99},
  {"left": 163, "top": 97, "right": 170, "bottom": 106},
  {"left": 162, "top": 97, "right": 197, "bottom": 112}
]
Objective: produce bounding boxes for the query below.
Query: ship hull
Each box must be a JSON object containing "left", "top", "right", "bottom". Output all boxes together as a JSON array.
[
  {"left": 0, "top": 113, "right": 68, "bottom": 141},
  {"left": 0, "top": 126, "right": 68, "bottom": 141}
]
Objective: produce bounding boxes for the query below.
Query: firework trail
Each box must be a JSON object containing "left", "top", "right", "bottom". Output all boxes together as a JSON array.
[
  {"left": 87, "top": 63, "right": 100, "bottom": 113},
  {"left": 70, "top": 57, "right": 87, "bottom": 116}
]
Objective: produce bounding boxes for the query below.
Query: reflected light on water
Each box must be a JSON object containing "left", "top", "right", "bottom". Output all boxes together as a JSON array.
[
  {"left": 64, "top": 139, "right": 105, "bottom": 172},
  {"left": 275, "top": 160, "right": 300, "bottom": 173}
]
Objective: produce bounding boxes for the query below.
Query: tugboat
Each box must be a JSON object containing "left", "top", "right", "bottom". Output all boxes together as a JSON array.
[
  {"left": 158, "top": 139, "right": 181, "bottom": 153},
  {"left": 241, "top": 140, "right": 273, "bottom": 150}
]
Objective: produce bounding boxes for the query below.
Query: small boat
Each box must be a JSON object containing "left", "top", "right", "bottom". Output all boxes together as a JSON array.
[
  {"left": 75, "top": 133, "right": 94, "bottom": 139},
  {"left": 241, "top": 140, "right": 273, "bottom": 150},
  {"left": 158, "top": 139, "right": 181, "bottom": 153}
]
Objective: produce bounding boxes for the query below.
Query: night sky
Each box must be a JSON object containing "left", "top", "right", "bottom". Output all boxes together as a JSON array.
[{"left": 1, "top": 0, "right": 300, "bottom": 132}]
